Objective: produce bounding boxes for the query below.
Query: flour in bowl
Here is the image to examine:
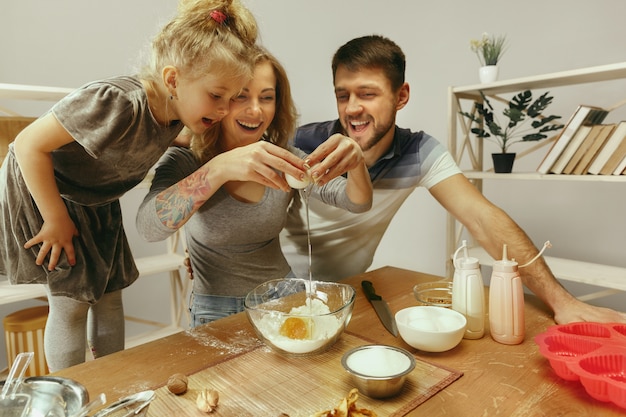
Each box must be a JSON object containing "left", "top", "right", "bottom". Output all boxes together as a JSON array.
[{"left": 256, "top": 298, "right": 343, "bottom": 354}]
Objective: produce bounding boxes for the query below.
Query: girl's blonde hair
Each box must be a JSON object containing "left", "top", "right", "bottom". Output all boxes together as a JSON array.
[
  {"left": 191, "top": 45, "right": 299, "bottom": 163},
  {"left": 141, "top": 0, "right": 258, "bottom": 86}
]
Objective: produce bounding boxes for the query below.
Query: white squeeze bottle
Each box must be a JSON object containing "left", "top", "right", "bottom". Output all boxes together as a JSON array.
[
  {"left": 451, "top": 240, "right": 485, "bottom": 339},
  {"left": 488, "top": 241, "right": 552, "bottom": 345},
  {"left": 488, "top": 244, "right": 524, "bottom": 345}
]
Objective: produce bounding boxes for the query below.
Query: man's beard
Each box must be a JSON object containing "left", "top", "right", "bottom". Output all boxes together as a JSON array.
[{"left": 343, "top": 118, "right": 394, "bottom": 152}]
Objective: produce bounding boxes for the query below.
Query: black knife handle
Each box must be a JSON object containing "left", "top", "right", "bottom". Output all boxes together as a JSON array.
[{"left": 361, "top": 280, "right": 382, "bottom": 301}]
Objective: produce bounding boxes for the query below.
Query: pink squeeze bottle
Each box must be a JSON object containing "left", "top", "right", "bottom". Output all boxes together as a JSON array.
[{"left": 489, "top": 244, "right": 525, "bottom": 345}]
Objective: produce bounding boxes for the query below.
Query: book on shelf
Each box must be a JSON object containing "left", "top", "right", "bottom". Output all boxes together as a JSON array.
[
  {"left": 587, "top": 121, "right": 626, "bottom": 174},
  {"left": 612, "top": 154, "right": 626, "bottom": 175},
  {"left": 536, "top": 105, "right": 608, "bottom": 174},
  {"left": 550, "top": 125, "right": 593, "bottom": 174},
  {"left": 571, "top": 123, "right": 616, "bottom": 175},
  {"left": 599, "top": 132, "right": 626, "bottom": 175}
]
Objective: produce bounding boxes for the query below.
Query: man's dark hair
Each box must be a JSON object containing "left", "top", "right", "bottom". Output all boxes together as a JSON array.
[{"left": 332, "top": 35, "right": 406, "bottom": 91}]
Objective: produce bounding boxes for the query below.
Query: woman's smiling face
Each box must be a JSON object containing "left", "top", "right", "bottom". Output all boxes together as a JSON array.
[{"left": 221, "top": 60, "right": 277, "bottom": 149}]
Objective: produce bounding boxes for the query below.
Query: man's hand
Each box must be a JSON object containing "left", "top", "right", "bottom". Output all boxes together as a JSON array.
[{"left": 303, "top": 134, "right": 365, "bottom": 186}]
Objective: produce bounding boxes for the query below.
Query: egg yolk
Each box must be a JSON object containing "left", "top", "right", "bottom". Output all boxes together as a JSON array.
[{"left": 280, "top": 317, "right": 311, "bottom": 339}]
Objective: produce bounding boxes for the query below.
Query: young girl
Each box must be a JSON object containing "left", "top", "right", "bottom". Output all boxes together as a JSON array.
[
  {"left": 136, "top": 46, "right": 372, "bottom": 327},
  {"left": 0, "top": 0, "right": 259, "bottom": 371}
]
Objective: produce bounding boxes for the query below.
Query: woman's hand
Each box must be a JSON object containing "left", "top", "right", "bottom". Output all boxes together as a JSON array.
[
  {"left": 154, "top": 141, "right": 308, "bottom": 230},
  {"left": 210, "top": 141, "right": 308, "bottom": 191}
]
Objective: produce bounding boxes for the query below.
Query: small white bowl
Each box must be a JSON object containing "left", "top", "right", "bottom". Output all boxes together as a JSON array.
[
  {"left": 395, "top": 306, "right": 467, "bottom": 352},
  {"left": 341, "top": 345, "right": 415, "bottom": 398}
]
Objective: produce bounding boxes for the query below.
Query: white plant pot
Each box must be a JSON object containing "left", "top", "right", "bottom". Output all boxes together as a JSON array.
[{"left": 479, "top": 65, "right": 499, "bottom": 83}]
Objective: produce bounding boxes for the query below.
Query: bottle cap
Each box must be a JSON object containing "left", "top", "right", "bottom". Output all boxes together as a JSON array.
[
  {"left": 453, "top": 240, "right": 481, "bottom": 270},
  {"left": 493, "top": 243, "right": 518, "bottom": 272},
  {"left": 459, "top": 257, "right": 480, "bottom": 270}
]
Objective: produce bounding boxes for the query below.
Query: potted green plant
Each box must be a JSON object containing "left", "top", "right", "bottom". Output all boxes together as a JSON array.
[
  {"left": 470, "top": 33, "right": 507, "bottom": 83},
  {"left": 460, "top": 90, "right": 564, "bottom": 173}
]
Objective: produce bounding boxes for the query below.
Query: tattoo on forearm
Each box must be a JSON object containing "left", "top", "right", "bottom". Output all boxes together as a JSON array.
[{"left": 155, "top": 169, "right": 213, "bottom": 229}]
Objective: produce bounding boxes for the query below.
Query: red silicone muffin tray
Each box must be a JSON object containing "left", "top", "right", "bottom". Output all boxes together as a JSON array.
[{"left": 535, "top": 322, "right": 626, "bottom": 409}]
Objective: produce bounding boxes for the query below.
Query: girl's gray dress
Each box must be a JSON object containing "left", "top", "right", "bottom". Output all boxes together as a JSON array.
[{"left": 0, "top": 76, "right": 183, "bottom": 303}]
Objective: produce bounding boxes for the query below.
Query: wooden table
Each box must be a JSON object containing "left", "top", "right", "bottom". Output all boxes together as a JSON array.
[{"left": 53, "top": 266, "right": 625, "bottom": 416}]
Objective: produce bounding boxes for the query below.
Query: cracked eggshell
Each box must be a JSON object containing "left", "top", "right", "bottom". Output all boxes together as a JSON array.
[{"left": 285, "top": 173, "right": 311, "bottom": 189}]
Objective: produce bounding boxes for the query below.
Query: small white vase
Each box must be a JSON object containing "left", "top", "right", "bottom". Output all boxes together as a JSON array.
[{"left": 479, "top": 65, "right": 499, "bottom": 83}]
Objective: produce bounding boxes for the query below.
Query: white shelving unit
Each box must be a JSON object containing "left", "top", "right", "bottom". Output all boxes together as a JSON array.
[
  {"left": 446, "top": 62, "right": 626, "bottom": 300},
  {"left": 0, "top": 83, "right": 188, "bottom": 346}
]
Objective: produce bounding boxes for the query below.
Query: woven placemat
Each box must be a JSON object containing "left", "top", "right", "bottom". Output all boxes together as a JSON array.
[{"left": 149, "top": 331, "right": 462, "bottom": 416}]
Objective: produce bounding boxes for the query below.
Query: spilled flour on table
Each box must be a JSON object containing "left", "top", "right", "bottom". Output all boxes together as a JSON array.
[
  {"left": 184, "top": 328, "right": 264, "bottom": 356},
  {"left": 108, "top": 380, "right": 153, "bottom": 401}
]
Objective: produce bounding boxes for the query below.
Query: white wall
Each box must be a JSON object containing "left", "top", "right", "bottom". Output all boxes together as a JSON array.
[{"left": 2, "top": 0, "right": 625, "bottom": 370}]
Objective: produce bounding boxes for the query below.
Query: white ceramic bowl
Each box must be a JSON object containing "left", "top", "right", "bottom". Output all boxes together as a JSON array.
[
  {"left": 244, "top": 279, "right": 355, "bottom": 356},
  {"left": 341, "top": 345, "right": 415, "bottom": 398},
  {"left": 395, "top": 306, "right": 467, "bottom": 352}
]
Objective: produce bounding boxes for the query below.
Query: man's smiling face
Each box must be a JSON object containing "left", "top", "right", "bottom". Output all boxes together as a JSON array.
[{"left": 334, "top": 65, "right": 399, "bottom": 154}]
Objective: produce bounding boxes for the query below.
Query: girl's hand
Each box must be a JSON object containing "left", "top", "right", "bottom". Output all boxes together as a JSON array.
[
  {"left": 14, "top": 113, "right": 78, "bottom": 271},
  {"left": 303, "top": 134, "right": 365, "bottom": 186},
  {"left": 24, "top": 216, "right": 78, "bottom": 271}
]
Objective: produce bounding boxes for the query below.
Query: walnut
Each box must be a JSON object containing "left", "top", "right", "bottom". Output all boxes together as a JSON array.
[
  {"left": 166, "top": 373, "right": 188, "bottom": 395},
  {"left": 312, "top": 389, "right": 377, "bottom": 417},
  {"left": 196, "top": 388, "right": 219, "bottom": 413}
]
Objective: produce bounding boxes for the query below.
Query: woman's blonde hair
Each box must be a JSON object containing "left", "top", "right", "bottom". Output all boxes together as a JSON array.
[
  {"left": 191, "top": 45, "right": 299, "bottom": 163},
  {"left": 141, "top": 0, "right": 258, "bottom": 86}
]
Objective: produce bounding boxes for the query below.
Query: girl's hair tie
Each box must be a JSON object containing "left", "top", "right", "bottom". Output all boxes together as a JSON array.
[{"left": 209, "top": 10, "right": 227, "bottom": 24}]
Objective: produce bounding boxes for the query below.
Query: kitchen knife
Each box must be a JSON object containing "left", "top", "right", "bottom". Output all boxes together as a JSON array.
[{"left": 361, "top": 280, "right": 398, "bottom": 337}]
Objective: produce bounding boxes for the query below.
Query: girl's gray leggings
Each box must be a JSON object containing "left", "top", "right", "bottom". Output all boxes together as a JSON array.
[{"left": 43, "top": 287, "right": 124, "bottom": 372}]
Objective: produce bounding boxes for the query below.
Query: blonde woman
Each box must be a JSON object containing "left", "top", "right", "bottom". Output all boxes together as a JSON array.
[{"left": 137, "top": 46, "right": 372, "bottom": 326}]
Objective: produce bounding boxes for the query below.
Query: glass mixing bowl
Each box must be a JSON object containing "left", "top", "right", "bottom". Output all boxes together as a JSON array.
[{"left": 244, "top": 278, "right": 355, "bottom": 356}]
